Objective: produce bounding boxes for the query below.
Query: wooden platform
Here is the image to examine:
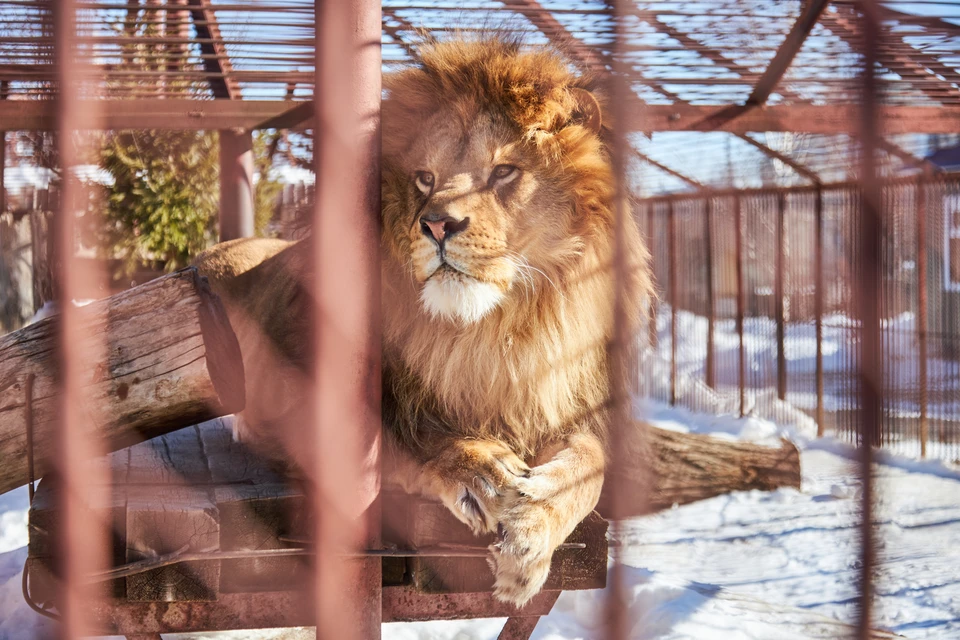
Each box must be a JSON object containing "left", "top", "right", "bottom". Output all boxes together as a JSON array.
[{"left": 26, "top": 417, "right": 607, "bottom": 638}]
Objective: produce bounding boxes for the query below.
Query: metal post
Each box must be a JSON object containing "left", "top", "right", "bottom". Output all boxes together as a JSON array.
[
  {"left": 647, "top": 207, "right": 658, "bottom": 350},
  {"left": 606, "top": 2, "right": 641, "bottom": 639},
  {"left": 856, "top": 4, "right": 883, "bottom": 638},
  {"left": 917, "top": 179, "right": 929, "bottom": 457},
  {"left": 776, "top": 192, "right": 787, "bottom": 401},
  {"left": 219, "top": 129, "right": 255, "bottom": 241},
  {"left": 815, "top": 188, "right": 825, "bottom": 436},
  {"left": 705, "top": 197, "right": 716, "bottom": 388},
  {"left": 312, "top": 0, "right": 382, "bottom": 638},
  {"left": 735, "top": 195, "right": 746, "bottom": 416},
  {"left": 53, "top": 0, "right": 108, "bottom": 634},
  {"left": 668, "top": 201, "right": 678, "bottom": 406}
]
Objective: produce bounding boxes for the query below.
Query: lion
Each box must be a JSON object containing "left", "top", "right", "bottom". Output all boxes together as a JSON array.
[{"left": 196, "top": 36, "right": 651, "bottom": 607}]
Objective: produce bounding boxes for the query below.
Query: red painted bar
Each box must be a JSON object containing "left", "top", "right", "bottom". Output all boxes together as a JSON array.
[
  {"left": 704, "top": 197, "right": 716, "bottom": 389},
  {"left": 815, "top": 188, "right": 825, "bottom": 436},
  {"left": 776, "top": 192, "right": 787, "bottom": 402},
  {"left": 917, "top": 179, "right": 929, "bottom": 457},
  {"left": 311, "top": 0, "right": 382, "bottom": 637},
  {"left": 735, "top": 195, "right": 746, "bottom": 417},
  {"left": 53, "top": 0, "right": 109, "bottom": 635},
  {"left": 856, "top": 3, "right": 883, "bottom": 638}
]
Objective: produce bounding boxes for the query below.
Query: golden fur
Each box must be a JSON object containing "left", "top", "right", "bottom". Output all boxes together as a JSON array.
[
  {"left": 381, "top": 37, "right": 651, "bottom": 605},
  {"left": 195, "top": 36, "right": 651, "bottom": 607}
]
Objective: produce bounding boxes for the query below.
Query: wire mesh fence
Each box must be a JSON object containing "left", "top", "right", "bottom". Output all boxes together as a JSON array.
[{"left": 640, "top": 178, "right": 960, "bottom": 463}]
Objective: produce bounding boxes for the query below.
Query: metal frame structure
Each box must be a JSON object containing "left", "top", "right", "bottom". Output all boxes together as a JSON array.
[{"left": 2, "top": 1, "right": 957, "bottom": 639}]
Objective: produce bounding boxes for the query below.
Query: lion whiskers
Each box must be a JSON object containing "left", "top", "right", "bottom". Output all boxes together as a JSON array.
[{"left": 505, "top": 252, "right": 566, "bottom": 303}]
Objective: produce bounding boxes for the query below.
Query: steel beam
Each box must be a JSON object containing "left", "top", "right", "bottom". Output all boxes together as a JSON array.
[
  {"left": 0, "top": 99, "right": 305, "bottom": 131},
  {"left": 187, "top": 0, "right": 241, "bottom": 99},
  {"left": 746, "top": 0, "right": 830, "bottom": 106}
]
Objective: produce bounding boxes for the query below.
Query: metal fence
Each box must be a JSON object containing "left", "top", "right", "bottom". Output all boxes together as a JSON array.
[{"left": 640, "top": 177, "right": 960, "bottom": 462}]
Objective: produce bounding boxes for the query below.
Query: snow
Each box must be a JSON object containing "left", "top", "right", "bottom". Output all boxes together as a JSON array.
[
  {"left": 1, "top": 408, "right": 958, "bottom": 638},
  {"left": 0, "top": 307, "right": 958, "bottom": 637}
]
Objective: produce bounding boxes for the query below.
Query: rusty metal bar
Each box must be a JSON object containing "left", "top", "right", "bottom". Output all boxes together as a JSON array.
[
  {"left": 745, "top": 0, "right": 829, "bottom": 106},
  {"left": 218, "top": 129, "right": 255, "bottom": 241},
  {"left": 311, "top": 0, "right": 382, "bottom": 638},
  {"left": 605, "top": 0, "right": 641, "bottom": 638},
  {"left": 776, "top": 192, "right": 787, "bottom": 402},
  {"left": 647, "top": 207, "right": 658, "bottom": 351},
  {"left": 917, "top": 179, "right": 929, "bottom": 458},
  {"left": 857, "top": 3, "right": 883, "bottom": 638},
  {"left": 53, "top": 0, "right": 108, "bottom": 634},
  {"left": 668, "top": 201, "right": 678, "bottom": 406},
  {"left": 187, "top": 0, "right": 241, "bottom": 99},
  {"left": 815, "top": 187, "right": 825, "bottom": 436},
  {"left": 704, "top": 197, "right": 716, "bottom": 388},
  {"left": 735, "top": 195, "right": 746, "bottom": 417}
]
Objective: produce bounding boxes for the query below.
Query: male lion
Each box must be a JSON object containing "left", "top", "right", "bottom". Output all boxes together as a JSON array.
[{"left": 196, "top": 37, "right": 651, "bottom": 607}]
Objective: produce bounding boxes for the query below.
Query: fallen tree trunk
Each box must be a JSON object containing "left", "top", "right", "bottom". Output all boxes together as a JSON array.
[
  {"left": 0, "top": 267, "right": 244, "bottom": 495},
  {"left": 599, "top": 424, "right": 802, "bottom": 517}
]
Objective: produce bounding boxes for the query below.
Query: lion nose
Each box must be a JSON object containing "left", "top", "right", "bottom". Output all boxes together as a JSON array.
[{"left": 420, "top": 213, "right": 470, "bottom": 246}]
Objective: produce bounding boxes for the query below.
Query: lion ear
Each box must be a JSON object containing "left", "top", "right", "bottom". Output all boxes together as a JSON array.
[{"left": 569, "top": 88, "right": 602, "bottom": 135}]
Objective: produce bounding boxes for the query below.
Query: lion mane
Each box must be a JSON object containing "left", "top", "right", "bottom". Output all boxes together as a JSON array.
[
  {"left": 381, "top": 37, "right": 651, "bottom": 465},
  {"left": 196, "top": 36, "right": 653, "bottom": 606}
]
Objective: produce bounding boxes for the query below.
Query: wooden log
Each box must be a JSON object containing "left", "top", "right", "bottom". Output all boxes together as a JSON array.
[
  {"left": 0, "top": 267, "right": 244, "bottom": 495},
  {"left": 599, "top": 423, "right": 802, "bottom": 518}
]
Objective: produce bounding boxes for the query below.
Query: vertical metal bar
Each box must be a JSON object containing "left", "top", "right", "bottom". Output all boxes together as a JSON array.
[
  {"left": 815, "top": 188, "right": 825, "bottom": 436},
  {"left": 917, "top": 179, "right": 929, "bottom": 458},
  {"left": 776, "top": 192, "right": 787, "bottom": 401},
  {"left": 856, "top": 3, "right": 883, "bottom": 638},
  {"left": 219, "top": 129, "right": 255, "bottom": 241},
  {"left": 606, "top": 1, "right": 640, "bottom": 639},
  {"left": 735, "top": 195, "right": 746, "bottom": 416},
  {"left": 53, "top": 0, "right": 108, "bottom": 635},
  {"left": 705, "top": 197, "right": 716, "bottom": 388},
  {"left": 647, "top": 206, "right": 658, "bottom": 351},
  {"left": 312, "top": 0, "right": 382, "bottom": 637},
  {"left": 668, "top": 201, "right": 678, "bottom": 406}
]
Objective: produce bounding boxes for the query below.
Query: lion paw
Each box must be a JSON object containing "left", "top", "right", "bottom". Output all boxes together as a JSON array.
[
  {"left": 427, "top": 441, "right": 530, "bottom": 536},
  {"left": 488, "top": 476, "right": 558, "bottom": 607}
]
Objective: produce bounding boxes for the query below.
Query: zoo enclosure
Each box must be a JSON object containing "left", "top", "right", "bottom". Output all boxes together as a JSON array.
[
  {"left": 0, "top": 0, "right": 958, "bottom": 639},
  {"left": 641, "top": 176, "right": 960, "bottom": 462}
]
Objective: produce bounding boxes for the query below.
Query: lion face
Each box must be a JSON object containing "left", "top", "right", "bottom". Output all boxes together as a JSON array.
[
  {"left": 381, "top": 42, "right": 610, "bottom": 325},
  {"left": 390, "top": 110, "right": 579, "bottom": 324}
]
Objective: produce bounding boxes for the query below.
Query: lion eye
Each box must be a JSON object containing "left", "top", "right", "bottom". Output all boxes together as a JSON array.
[
  {"left": 490, "top": 164, "right": 518, "bottom": 184},
  {"left": 415, "top": 171, "right": 435, "bottom": 195}
]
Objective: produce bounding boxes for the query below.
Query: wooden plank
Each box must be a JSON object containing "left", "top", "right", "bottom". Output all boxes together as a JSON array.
[
  {"left": 28, "top": 480, "right": 128, "bottom": 598},
  {"left": 214, "top": 483, "right": 309, "bottom": 593},
  {"left": 0, "top": 267, "right": 245, "bottom": 495},
  {"left": 126, "top": 427, "right": 211, "bottom": 485},
  {"left": 125, "top": 486, "right": 220, "bottom": 602}
]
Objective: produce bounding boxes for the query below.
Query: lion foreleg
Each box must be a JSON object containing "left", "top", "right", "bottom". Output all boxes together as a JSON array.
[
  {"left": 490, "top": 432, "right": 606, "bottom": 606},
  {"left": 415, "top": 438, "right": 531, "bottom": 536}
]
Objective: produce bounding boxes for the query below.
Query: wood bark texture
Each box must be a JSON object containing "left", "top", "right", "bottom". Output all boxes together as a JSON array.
[
  {"left": 599, "top": 423, "right": 802, "bottom": 517},
  {"left": 0, "top": 267, "right": 244, "bottom": 495}
]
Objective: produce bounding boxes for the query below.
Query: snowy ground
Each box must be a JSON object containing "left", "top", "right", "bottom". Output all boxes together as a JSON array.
[{"left": 1, "top": 403, "right": 958, "bottom": 639}]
